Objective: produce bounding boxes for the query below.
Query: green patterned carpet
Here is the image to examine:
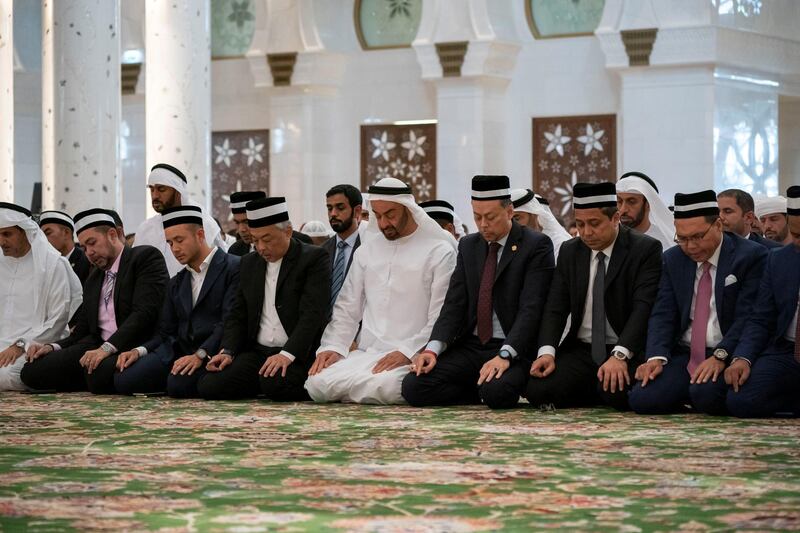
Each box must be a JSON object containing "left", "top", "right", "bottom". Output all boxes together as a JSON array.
[{"left": 1, "top": 393, "right": 800, "bottom": 532}]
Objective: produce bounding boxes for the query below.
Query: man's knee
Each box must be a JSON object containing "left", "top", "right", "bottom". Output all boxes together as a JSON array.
[
  {"left": 260, "top": 375, "right": 309, "bottom": 402},
  {"left": 726, "top": 387, "right": 768, "bottom": 418},
  {"left": 167, "top": 375, "right": 198, "bottom": 398},
  {"left": 598, "top": 386, "right": 631, "bottom": 411},
  {"left": 480, "top": 383, "right": 520, "bottom": 410},
  {"left": 400, "top": 372, "right": 433, "bottom": 407},
  {"left": 197, "top": 374, "right": 228, "bottom": 400},
  {"left": 304, "top": 374, "right": 331, "bottom": 403},
  {"left": 628, "top": 383, "right": 668, "bottom": 415},
  {"left": 689, "top": 382, "right": 728, "bottom": 416},
  {"left": 113, "top": 372, "right": 136, "bottom": 395}
]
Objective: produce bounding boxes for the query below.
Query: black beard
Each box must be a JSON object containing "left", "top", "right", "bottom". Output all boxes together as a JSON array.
[{"left": 330, "top": 215, "right": 354, "bottom": 234}]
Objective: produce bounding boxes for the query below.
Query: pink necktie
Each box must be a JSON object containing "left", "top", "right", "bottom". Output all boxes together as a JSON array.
[{"left": 688, "top": 262, "right": 712, "bottom": 374}]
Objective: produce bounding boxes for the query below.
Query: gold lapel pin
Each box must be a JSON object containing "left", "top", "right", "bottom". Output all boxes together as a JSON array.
[{"left": 511, "top": 245, "right": 518, "bottom": 252}]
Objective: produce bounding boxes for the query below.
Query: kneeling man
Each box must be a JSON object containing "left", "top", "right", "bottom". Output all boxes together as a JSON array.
[
  {"left": 629, "top": 190, "right": 767, "bottom": 415},
  {"left": 402, "top": 176, "right": 555, "bottom": 409},
  {"left": 114, "top": 206, "right": 240, "bottom": 397},
  {"left": 305, "top": 177, "right": 457, "bottom": 404},
  {"left": 197, "top": 197, "right": 329, "bottom": 401}
]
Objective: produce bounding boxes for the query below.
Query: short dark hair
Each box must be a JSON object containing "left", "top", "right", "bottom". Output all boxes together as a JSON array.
[
  {"left": 718, "top": 189, "right": 754, "bottom": 214},
  {"left": 326, "top": 184, "right": 362, "bottom": 208},
  {"left": 499, "top": 199, "right": 512, "bottom": 208},
  {"left": 600, "top": 206, "right": 618, "bottom": 219},
  {"left": 704, "top": 214, "right": 720, "bottom": 224}
]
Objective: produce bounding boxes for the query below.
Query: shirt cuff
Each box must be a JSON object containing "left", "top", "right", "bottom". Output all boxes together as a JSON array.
[
  {"left": 280, "top": 350, "right": 295, "bottom": 362},
  {"left": 732, "top": 356, "right": 751, "bottom": 366},
  {"left": 612, "top": 345, "right": 631, "bottom": 359},
  {"left": 135, "top": 346, "right": 148, "bottom": 357},
  {"left": 647, "top": 356, "right": 668, "bottom": 364},
  {"left": 425, "top": 340, "right": 447, "bottom": 356},
  {"left": 49, "top": 343, "right": 61, "bottom": 352},
  {"left": 537, "top": 346, "right": 556, "bottom": 359}
]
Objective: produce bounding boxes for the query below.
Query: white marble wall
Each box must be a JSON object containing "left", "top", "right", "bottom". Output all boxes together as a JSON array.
[
  {"left": 0, "top": 0, "right": 12, "bottom": 202},
  {"left": 145, "top": 0, "right": 211, "bottom": 210},
  {"left": 779, "top": 96, "right": 800, "bottom": 190},
  {"left": 41, "top": 0, "right": 121, "bottom": 213}
]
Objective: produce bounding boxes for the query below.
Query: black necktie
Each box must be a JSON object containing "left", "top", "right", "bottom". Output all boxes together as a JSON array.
[{"left": 591, "top": 252, "right": 606, "bottom": 365}]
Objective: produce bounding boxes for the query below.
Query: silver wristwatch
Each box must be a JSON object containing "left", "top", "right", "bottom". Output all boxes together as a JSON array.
[
  {"left": 611, "top": 350, "right": 628, "bottom": 361},
  {"left": 14, "top": 339, "right": 25, "bottom": 350},
  {"left": 195, "top": 349, "right": 208, "bottom": 361},
  {"left": 100, "top": 342, "right": 116, "bottom": 354},
  {"left": 713, "top": 348, "right": 729, "bottom": 362}
]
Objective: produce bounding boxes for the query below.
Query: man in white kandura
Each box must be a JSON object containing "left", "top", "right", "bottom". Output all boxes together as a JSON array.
[
  {"left": 0, "top": 203, "right": 82, "bottom": 390},
  {"left": 305, "top": 177, "right": 457, "bottom": 404},
  {"left": 134, "top": 163, "right": 228, "bottom": 277},
  {"left": 616, "top": 171, "right": 675, "bottom": 251}
]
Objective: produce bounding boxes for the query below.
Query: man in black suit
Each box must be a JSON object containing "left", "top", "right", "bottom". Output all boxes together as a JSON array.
[
  {"left": 198, "top": 197, "right": 330, "bottom": 401},
  {"left": 113, "top": 206, "right": 240, "bottom": 397},
  {"left": 402, "top": 175, "right": 555, "bottom": 409},
  {"left": 322, "top": 184, "right": 362, "bottom": 313},
  {"left": 718, "top": 189, "right": 781, "bottom": 249},
  {"left": 22, "top": 209, "right": 169, "bottom": 394},
  {"left": 39, "top": 210, "right": 91, "bottom": 285},
  {"left": 526, "top": 182, "right": 663, "bottom": 411}
]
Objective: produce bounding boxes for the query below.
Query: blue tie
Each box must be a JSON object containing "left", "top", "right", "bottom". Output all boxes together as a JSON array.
[{"left": 329, "top": 241, "right": 348, "bottom": 312}]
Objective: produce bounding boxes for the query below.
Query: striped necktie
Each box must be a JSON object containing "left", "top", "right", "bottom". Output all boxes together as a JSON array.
[
  {"left": 103, "top": 271, "right": 117, "bottom": 308},
  {"left": 329, "top": 241, "right": 348, "bottom": 312}
]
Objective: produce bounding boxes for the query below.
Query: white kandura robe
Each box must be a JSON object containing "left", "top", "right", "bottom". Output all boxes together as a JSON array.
[
  {"left": 305, "top": 230, "right": 456, "bottom": 404},
  {"left": 0, "top": 251, "right": 80, "bottom": 390}
]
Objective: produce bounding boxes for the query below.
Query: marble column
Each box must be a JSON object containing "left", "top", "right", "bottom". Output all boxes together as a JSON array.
[
  {"left": 145, "top": 0, "right": 211, "bottom": 210},
  {"left": 434, "top": 77, "right": 508, "bottom": 230},
  {"left": 268, "top": 87, "right": 339, "bottom": 224},
  {"left": 0, "top": 0, "right": 13, "bottom": 202},
  {"left": 42, "top": 0, "right": 121, "bottom": 212},
  {"left": 619, "top": 67, "right": 716, "bottom": 200}
]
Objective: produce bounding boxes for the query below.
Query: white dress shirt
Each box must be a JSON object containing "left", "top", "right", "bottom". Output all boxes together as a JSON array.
[
  {"left": 187, "top": 247, "right": 217, "bottom": 307},
  {"left": 538, "top": 232, "right": 630, "bottom": 359},
  {"left": 256, "top": 257, "right": 293, "bottom": 360}
]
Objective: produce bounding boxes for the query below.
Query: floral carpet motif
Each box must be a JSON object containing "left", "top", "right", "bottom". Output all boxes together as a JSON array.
[{"left": 1, "top": 393, "right": 800, "bottom": 531}]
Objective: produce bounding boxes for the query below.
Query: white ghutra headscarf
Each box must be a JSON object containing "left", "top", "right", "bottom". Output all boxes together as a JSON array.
[
  {"left": 0, "top": 205, "right": 83, "bottom": 322},
  {"left": 364, "top": 178, "right": 457, "bottom": 251},
  {"left": 616, "top": 173, "right": 675, "bottom": 250}
]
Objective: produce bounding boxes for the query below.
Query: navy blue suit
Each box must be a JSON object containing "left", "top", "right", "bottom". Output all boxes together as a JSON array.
[
  {"left": 114, "top": 250, "right": 241, "bottom": 396},
  {"left": 629, "top": 232, "right": 767, "bottom": 415},
  {"left": 749, "top": 232, "right": 782, "bottom": 250},
  {"left": 727, "top": 244, "right": 800, "bottom": 417}
]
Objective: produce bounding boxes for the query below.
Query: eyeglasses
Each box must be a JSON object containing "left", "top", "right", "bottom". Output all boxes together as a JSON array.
[{"left": 674, "top": 220, "right": 717, "bottom": 246}]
